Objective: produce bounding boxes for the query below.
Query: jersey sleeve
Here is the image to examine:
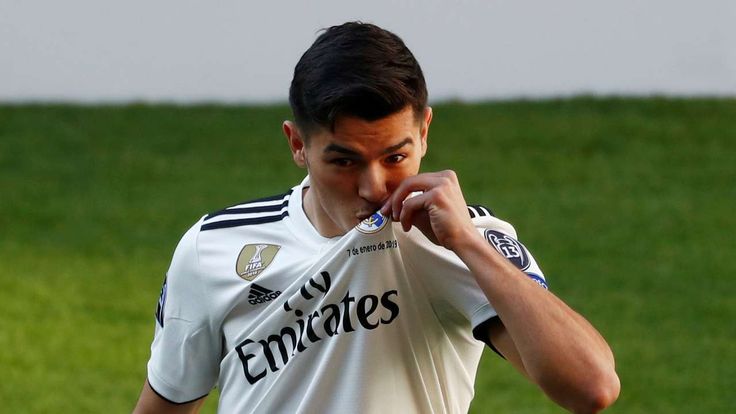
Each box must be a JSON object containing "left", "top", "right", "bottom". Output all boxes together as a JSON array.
[
  {"left": 146, "top": 219, "right": 220, "bottom": 403},
  {"left": 398, "top": 212, "right": 547, "bottom": 333}
]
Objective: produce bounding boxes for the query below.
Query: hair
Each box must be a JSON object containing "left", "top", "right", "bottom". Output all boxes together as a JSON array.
[{"left": 288, "top": 22, "right": 428, "bottom": 137}]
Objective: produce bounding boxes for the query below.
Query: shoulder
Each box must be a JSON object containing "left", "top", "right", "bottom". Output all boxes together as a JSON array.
[
  {"left": 466, "top": 204, "right": 518, "bottom": 239},
  {"left": 167, "top": 189, "right": 296, "bottom": 272},
  {"left": 162, "top": 190, "right": 296, "bottom": 310},
  {"left": 466, "top": 204, "right": 494, "bottom": 220},
  {"left": 198, "top": 189, "right": 295, "bottom": 232}
]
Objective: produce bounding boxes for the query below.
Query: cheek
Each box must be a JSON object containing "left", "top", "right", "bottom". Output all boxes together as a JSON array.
[
  {"left": 387, "top": 165, "right": 419, "bottom": 193},
  {"left": 319, "top": 170, "right": 356, "bottom": 194}
]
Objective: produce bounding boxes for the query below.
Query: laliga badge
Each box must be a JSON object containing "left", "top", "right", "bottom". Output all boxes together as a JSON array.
[{"left": 356, "top": 212, "right": 388, "bottom": 234}]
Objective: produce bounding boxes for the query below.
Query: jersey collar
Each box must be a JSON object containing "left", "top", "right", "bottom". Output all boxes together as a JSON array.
[{"left": 287, "top": 175, "right": 341, "bottom": 246}]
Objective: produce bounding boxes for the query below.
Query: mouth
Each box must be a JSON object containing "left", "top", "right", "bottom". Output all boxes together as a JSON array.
[
  {"left": 356, "top": 208, "right": 381, "bottom": 221},
  {"left": 356, "top": 212, "right": 373, "bottom": 221}
]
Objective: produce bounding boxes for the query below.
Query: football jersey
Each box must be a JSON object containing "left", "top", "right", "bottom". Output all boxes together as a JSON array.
[{"left": 147, "top": 176, "right": 546, "bottom": 413}]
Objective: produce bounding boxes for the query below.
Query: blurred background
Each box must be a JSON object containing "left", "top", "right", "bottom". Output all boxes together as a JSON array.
[
  {"left": 1, "top": 1, "right": 734, "bottom": 413},
  {"left": 3, "top": 0, "right": 735, "bottom": 102}
]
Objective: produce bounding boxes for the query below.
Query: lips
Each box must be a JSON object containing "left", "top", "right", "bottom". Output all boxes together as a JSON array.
[
  {"left": 356, "top": 212, "right": 373, "bottom": 221},
  {"left": 356, "top": 207, "right": 381, "bottom": 221}
]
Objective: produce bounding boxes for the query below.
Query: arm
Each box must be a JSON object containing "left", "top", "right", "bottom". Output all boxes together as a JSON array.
[
  {"left": 382, "top": 170, "right": 620, "bottom": 414},
  {"left": 137, "top": 221, "right": 219, "bottom": 413},
  {"left": 461, "top": 240, "right": 619, "bottom": 413},
  {"left": 133, "top": 380, "right": 207, "bottom": 414}
]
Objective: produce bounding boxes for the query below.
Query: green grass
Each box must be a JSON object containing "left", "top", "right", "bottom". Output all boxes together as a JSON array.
[{"left": 1, "top": 98, "right": 734, "bottom": 413}]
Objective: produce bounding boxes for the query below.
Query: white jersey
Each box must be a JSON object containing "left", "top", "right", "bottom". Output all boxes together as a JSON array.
[{"left": 147, "top": 176, "right": 547, "bottom": 413}]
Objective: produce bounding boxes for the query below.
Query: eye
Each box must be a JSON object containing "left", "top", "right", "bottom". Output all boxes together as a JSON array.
[
  {"left": 330, "top": 158, "right": 355, "bottom": 167},
  {"left": 385, "top": 154, "right": 406, "bottom": 164}
]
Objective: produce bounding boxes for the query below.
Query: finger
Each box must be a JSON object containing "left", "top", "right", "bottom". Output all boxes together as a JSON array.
[
  {"left": 381, "top": 171, "right": 458, "bottom": 219},
  {"left": 397, "top": 191, "right": 430, "bottom": 232},
  {"left": 385, "top": 173, "right": 446, "bottom": 220}
]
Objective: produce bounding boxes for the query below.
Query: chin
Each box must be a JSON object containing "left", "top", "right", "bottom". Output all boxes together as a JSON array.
[{"left": 332, "top": 215, "right": 359, "bottom": 233}]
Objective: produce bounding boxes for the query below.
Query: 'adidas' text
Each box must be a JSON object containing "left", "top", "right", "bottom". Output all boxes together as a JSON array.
[{"left": 248, "top": 283, "right": 282, "bottom": 306}]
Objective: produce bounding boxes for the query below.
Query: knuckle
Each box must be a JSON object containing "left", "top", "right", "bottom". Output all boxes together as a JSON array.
[
  {"left": 447, "top": 170, "right": 458, "bottom": 183},
  {"left": 431, "top": 189, "right": 447, "bottom": 204},
  {"left": 438, "top": 170, "right": 458, "bottom": 186}
]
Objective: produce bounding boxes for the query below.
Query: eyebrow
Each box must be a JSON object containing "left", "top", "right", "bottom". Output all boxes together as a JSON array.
[{"left": 323, "top": 138, "right": 413, "bottom": 156}]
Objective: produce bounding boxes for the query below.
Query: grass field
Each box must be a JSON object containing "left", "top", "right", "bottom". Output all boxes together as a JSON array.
[{"left": 1, "top": 98, "right": 734, "bottom": 413}]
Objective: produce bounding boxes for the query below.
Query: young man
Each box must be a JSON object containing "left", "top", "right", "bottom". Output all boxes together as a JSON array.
[{"left": 134, "top": 22, "right": 619, "bottom": 413}]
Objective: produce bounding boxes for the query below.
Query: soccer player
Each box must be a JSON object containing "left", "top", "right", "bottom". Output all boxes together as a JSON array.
[{"left": 133, "top": 22, "right": 619, "bottom": 414}]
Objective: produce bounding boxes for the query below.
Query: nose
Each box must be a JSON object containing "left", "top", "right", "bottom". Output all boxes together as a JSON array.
[{"left": 358, "top": 164, "right": 388, "bottom": 204}]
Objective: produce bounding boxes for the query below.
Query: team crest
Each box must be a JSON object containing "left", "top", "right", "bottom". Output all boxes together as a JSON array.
[
  {"left": 356, "top": 212, "right": 388, "bottom": 234},
  {"left": 484, "top": 229, "right": 531, "bottom": 271},
  {"left": 236, "top": 244, "right": 280, "bottom": 281}
]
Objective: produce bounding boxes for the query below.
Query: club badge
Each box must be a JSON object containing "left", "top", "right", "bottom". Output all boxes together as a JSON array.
[
  {"left": 356, "top": 212, "right": 388, "bottom": 234},
  {"left": 236, "top": 244, "right": 280, "bottom": 281}
]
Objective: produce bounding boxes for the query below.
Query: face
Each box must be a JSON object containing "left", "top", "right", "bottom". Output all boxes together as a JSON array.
[{"left": 284, "top": 106, "right": 432, "bottom": 237}]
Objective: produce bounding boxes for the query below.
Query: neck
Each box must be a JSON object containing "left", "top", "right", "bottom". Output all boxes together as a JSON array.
[{"left": 301, "top": 187, "right": 344, "bottom": 238}]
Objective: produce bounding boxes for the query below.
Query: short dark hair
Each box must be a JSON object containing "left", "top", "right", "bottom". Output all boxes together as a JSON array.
[{"left": 288, "top": 22, "right": 428, "bottom": 136}]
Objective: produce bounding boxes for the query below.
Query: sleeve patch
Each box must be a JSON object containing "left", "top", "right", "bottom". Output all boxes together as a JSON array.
[
  {"left": 525, "top": 272, "right": 549, "bottom": 289},
  {"left": 155, "top": 276, "right": 167, "bottom": 327},
  {"left": 484, "top": 229, "right": 530, "bottom": 271}
]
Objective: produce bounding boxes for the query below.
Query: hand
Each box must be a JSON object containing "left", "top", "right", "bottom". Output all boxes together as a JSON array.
[{"left": 381, "top": 170, "right": 478, "bottom": 251}]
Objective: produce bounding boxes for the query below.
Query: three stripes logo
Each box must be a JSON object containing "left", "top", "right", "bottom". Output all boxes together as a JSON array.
[{"left": 248, "top": 283, "right": 282, "bottom": 306}]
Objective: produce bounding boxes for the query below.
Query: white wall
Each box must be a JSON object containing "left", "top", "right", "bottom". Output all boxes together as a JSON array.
[{"left": 2, "top": 0, "right": 734, "bottom": 103}]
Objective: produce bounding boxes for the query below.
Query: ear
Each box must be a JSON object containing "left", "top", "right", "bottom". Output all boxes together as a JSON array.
[
  {"left": 419, "top": 106, "right": 432, "bottom": 157},
  {"left": 283, "top": 121, "right": 307, "bottom": 168}
]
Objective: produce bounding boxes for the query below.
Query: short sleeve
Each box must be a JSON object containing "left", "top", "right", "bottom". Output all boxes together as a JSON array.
[
  {"left": 397, "top": 214, "right": 547, "bottom": 332},
  {"left": 146, "top": 219, "right": 220, "bottom": 403}
]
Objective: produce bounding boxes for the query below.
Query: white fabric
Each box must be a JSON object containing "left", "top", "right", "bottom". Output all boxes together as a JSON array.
[{"left": 147, "top": 176, "right": 546, "bottom": 413}]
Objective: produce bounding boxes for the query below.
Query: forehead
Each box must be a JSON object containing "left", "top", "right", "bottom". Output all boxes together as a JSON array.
[{"left": 310, "top": 106, "right": 420, "bottom": 150}]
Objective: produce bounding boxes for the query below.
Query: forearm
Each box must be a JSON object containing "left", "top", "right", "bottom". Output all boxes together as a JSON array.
[
  {"left": 381, "top": 170, "right": 618, "bottom": 410},
  {"left": 453, "top": 232, "right": 619, "bottom": 413}
]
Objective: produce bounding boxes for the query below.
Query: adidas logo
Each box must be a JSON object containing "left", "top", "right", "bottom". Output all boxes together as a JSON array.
[{"left": 248, "top": 283, "right": 282, "bottom": 306}]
